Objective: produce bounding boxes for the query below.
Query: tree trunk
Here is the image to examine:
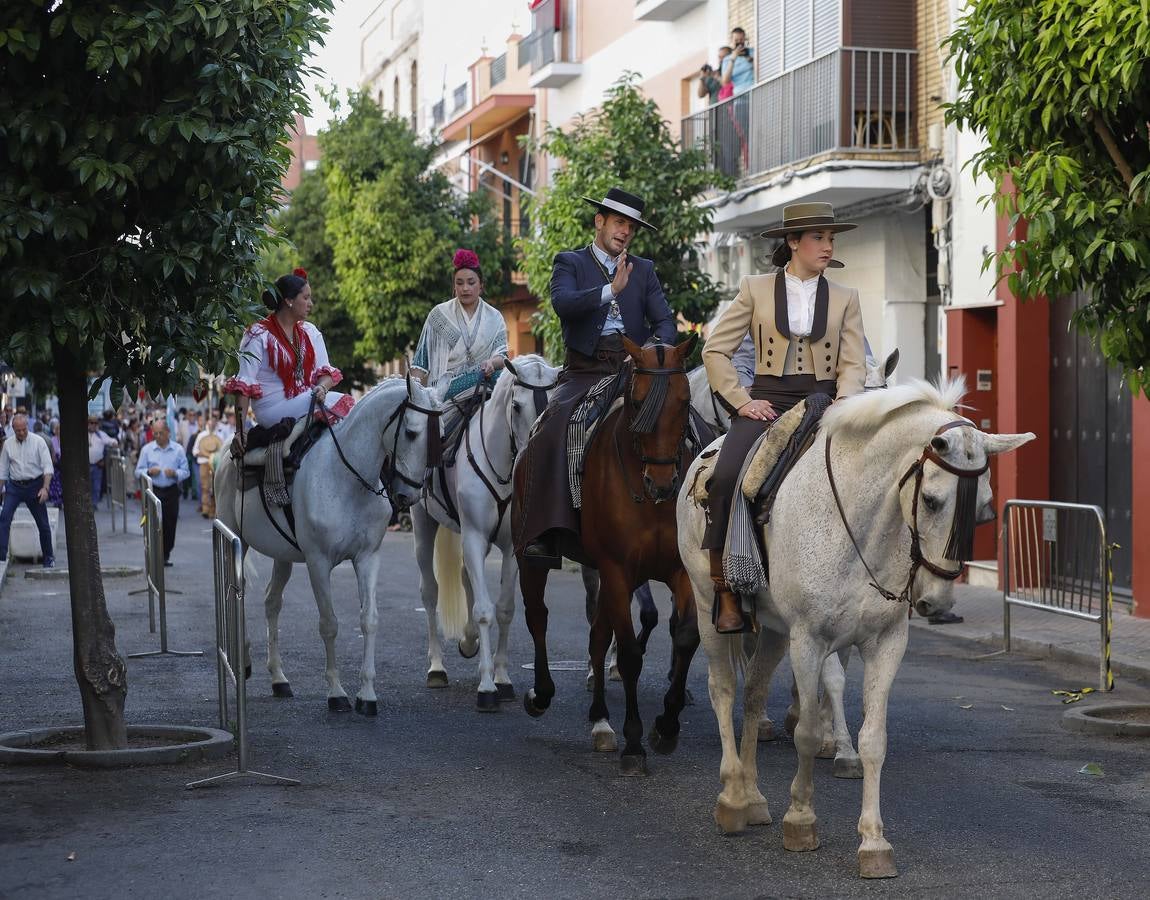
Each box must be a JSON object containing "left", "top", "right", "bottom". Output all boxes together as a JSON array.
[{"left": 54, "top": 345, "right": 128, "bottom": 750}]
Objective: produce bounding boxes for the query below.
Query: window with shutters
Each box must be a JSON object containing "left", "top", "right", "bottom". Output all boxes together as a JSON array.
[{"left": 757, "top": 0, "right": 840, "bottom": 77}]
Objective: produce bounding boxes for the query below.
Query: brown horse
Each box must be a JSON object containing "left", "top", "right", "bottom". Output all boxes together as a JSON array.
[{"left": 516, "top": 336, "right": 700, "bottom": 776}]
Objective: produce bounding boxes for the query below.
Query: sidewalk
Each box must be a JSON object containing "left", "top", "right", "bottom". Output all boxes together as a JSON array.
[{"left": 911, "top": 582, "right": 1150, "bottom": 683}]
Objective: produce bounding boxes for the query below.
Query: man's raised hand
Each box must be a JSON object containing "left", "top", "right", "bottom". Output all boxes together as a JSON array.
[{"left": 610, "top": 253, "right": 633, "bottom": 298}]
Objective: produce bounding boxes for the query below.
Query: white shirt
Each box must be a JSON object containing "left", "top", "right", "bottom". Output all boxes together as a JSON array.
[
  {"left": 784, "top": 268, "right": 820, "bottom": 338},
  {"left": 0, "top": 433, "right": 54, "bottom": 482},
  {"left": 88, "top": 429, "right": 116, "bottom": 465}
]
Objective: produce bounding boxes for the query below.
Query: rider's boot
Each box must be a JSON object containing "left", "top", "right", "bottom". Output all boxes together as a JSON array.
[
  {"left": 710, "top": 549, "right": 751, "bottom": 634},
  {"left": 524, "top": 529, "right": 561, "bottom": 568}
]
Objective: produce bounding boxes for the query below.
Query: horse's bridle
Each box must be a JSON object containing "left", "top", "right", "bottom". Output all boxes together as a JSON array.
[
  {"left": 471, "top": 371, "right": 558, "bottom": 489},
  {"left": 826, "top": 420, "right": 989, "bottom": 604},
  {"left": 328, "top": 393, "right": 442, "bottom": 499},
  {"left": 616, "top": 362, "right": 690, "bottom": 502}
]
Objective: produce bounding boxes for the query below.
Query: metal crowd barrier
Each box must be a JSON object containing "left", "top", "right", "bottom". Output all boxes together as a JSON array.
[
  {"left": 187, "top": 521, "right": 299, "bottom": 789},
  {"left": 106, "top": 449, "right": 128, "bottom": 533},
  {"left": 1002, "top": 500, "right": 1114, "bottom": 691},
  {"left": 127, "top": 486, "right": 201, "bottom": 660}
]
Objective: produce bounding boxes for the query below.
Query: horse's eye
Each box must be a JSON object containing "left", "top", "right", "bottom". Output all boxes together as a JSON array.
[
  {"left": 511, "top": 401, "right": 521, "bottom": 412},
  {"left": 923, "top": 494, "right": 941, "bottom": 513},
  {"left": 405, "top": 428, "right": 419, "bottom": 440}
]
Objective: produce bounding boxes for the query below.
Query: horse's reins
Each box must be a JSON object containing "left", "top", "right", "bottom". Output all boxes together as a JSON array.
[
  {"left": 328, "top": 391, "right": 442, "bottom": 499},
  {"left": 465, "top": 371, "right": 558, "bottom": 543},
  {"left": 615, "top": 359, "right": 690, "bottom": 503},
  {"left": 826, "top": 420, "right": 989, "bottom": 604}
]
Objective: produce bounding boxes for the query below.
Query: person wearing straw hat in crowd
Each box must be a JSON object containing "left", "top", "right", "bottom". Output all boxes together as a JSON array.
[
  {"left": 700, "top": 202, "right": 867, "bottom": 632},
  {"left": 513, "top": 187, "right": 677, "bottom": 565}
]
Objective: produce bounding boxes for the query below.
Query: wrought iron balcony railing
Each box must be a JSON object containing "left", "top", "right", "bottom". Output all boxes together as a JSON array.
[{"left": 682, "top": 47, "right": 918, "bottom": 182}]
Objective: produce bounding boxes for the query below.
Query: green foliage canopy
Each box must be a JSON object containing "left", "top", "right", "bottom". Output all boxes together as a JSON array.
[
  {"left": 517, "top": 75, "right": 733, "bottom": 360},
  {"left": 946, "top": 0, "right": 1150, "bottom": 394},
  {"left": 322, "top": 92, "right": 510, "bottom": 364},
  {"left": 0, "top": 0, "right": 332, "bottom": 397}
]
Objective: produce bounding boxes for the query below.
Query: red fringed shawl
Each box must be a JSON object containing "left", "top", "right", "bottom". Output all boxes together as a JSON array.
[{"left": 261, "top": 314, "right": 316, "bottom": 399}]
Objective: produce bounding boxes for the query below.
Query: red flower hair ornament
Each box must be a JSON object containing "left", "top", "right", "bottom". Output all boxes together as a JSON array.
[
  {"left": 293, "top": 267, "right": 308, "bottom": 280},
  {"left": 452, "top": 249, "right": 480, "bottom": 271}
]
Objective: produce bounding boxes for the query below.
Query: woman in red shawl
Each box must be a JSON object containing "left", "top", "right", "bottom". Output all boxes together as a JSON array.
[{"left": 224, "top": 269, "right": 353, "bottom": 452}]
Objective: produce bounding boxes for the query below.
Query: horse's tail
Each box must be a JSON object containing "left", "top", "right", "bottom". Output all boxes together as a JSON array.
[{"left": 433, "top": 528, "right": 468, "bottom": 641}]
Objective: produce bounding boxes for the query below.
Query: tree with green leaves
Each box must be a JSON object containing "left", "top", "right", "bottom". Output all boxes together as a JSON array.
[
  {"left": 518, "top": 74, "right": 733, "bottom": 360},
  {"left": 322, "top": 92, "right": 511, "bottom": 364},
  {"left": 946, "top": 0, "right": 1150, "bottom": 394},
  {"left": 0, "top": 0, "right": 331, "bottom": 749},
  {"left": 261, "top": 168, "right": 373, "bottom": 389}
]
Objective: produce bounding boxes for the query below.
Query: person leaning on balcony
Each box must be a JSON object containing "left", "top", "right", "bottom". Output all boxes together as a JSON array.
[
  {"left": 700, "top": 202, "right": 866, "bottom": 633},
  {"left": 721, "top": 27, "right": 755, "bottom": 95}
]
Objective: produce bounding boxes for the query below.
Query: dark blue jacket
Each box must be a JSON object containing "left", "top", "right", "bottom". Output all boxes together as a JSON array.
[{"left": 550, "top": 248, "right": 677, "bottom": 357}]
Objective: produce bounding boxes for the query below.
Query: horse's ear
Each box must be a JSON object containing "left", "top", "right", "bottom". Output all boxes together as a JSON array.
[
  {"left": 984, "top": 432, "right": 1036, "bottom": 455},
  {"left": 676, "top": 332, "right": 699, "bottom": 358},
  {"left": 406, "top": 369, "right": 415, "bottom": 399},
  {"left": 884, "top": 348, "right": 900, "bottom": 379},
  {"left": 622, "top": 335, "right": 643, "bottom": 359},
  {"left": 503, "top": 356, "right": 518, "bottom": 377}
]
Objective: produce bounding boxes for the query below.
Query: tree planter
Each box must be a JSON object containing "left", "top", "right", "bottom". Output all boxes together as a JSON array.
[
  {"left": 1061, "top": 703, "right": 1150, "bottom": 737},
  {"left": 0, "top": 725, "right": 233, "bottom": 768}
]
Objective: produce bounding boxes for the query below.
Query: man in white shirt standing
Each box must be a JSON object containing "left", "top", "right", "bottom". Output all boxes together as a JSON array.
[
  {"left": 0, "top": 414, "right": 55, "bottom": 567},
  {"left": 87, "top": 415, "right": 118, "bottom": 509}
]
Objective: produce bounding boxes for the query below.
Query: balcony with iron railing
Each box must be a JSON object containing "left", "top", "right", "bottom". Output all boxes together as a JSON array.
[
  {"left": 682, "top": 48, "right": 919, "bottom": 184},
  {"left": 490, "top": 53, "right": 507, "bottom": 88},
  {"left": 524, "top": 0, "right": 580, "bottom": 89}
]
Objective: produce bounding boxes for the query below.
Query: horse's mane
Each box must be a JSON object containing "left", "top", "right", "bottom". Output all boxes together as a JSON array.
[{"left": 820, "top": 376, "right": 966, "bottom": 436}]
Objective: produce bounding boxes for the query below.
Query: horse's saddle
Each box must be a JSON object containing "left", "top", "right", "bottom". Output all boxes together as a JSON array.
[
  {"left": 238, "top": 415, "right": 329, "bottom": 504},
  {"left": 690, "top": 394, "right": 831, "bottom": 526}
]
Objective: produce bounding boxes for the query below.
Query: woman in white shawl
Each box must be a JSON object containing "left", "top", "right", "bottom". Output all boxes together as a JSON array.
[{"left": 411, "top": 249, "right": 508, "bottom": 401}]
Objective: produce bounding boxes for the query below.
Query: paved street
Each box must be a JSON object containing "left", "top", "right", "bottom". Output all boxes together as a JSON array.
[{"left": 2, "top": 498, "right": 1149, "bottom": 899}]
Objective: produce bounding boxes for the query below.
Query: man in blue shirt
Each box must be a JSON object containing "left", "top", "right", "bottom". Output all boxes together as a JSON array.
[
  {"left": 722, "top": 27, "right": 755, "bottom": 95},
  {"left": 135, "top": 420, "right": 189, "bottom": 566}
]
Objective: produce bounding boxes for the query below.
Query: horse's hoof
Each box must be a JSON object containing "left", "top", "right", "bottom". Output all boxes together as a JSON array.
[
  {"left": 523, "top": 689, "right": 547, "bottom": 718},
  {"left": 458, "top": 638, "right": 479, "bottom": 659},
  {"left": 858, "top": 848, "right": 898, "bottom": 879},
  {"left": 495, "top": 683, "right": 515, "bottom": 702},
  {"left": 759, "top": 718, "right": 777, "bottom": 742},
  {"left": 816, "top": 740, "right": 836, "bottom": 760},
  {"left": 784, "top": 709, "right": 799, "bottom": 736},
  {"left": 608, "top": 666, "right": 622, "bottom": 682},
  {"left": 244, "top": 665, "right": 252, "bottom": 680},
  {"left": 271, "top": 682, "right": 294, "bottom": 698},
  {"left": 834, "top": 756, "right": 864, "bottom": 779},
  {"left": 619, "top": 754, "right": 648, "bottom": 777},
  {"left": 746, "top": 800, "right": 772, "bottom": 826},
  {"left": 328, "top": 696, "right": 353, "bottom": 713},
  {"left": 592, "top": 722, "right": 617, "bottom": 753},
  {"left": 354, "top": 698, "right": 378, "bottom": 717},
  {"left": 713, "top": 800, "right": 747, "bottom": 834},
  {"left": 426, "top": 670, "right": 449, "bottom": 689},
  {"left": 648, "top": 725, "right": 679, "bottom": 756},
  {"left": 476, "top": 691, "right": 499, "bottom": 712},
  {"left": 782, "top": 819, "right": 820, "bottom": 852}
]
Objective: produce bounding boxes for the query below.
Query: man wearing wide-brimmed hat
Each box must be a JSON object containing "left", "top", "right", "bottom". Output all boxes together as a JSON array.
[
  {"left": 512, "top": 188, "right": 677, "bottom": 565},
  {"left": 700, "top": 201, "right": 867, "bottom": 632}
]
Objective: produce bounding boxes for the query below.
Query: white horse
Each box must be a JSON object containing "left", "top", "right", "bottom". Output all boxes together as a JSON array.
[
  {"left": 412, "top": 355, "right": 560, "bottom": 710},
  {"left": 214, "top": 375, "right": 439, "bottom": 715},
  {"left": 687, "top": 348, "right": 902, "bottom": 750},
  {"left": 677, "top": 377, "right": 1033, "bottom": 878}
]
